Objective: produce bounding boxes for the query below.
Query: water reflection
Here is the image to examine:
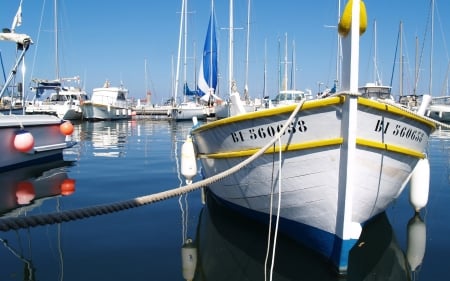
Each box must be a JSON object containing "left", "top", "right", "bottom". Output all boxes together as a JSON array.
[
  {"left": 187, "top": 192, "right": 427, "bottom": 281},
  {"left": 0, "top": 160, "right": 76, "bottom": 217}
]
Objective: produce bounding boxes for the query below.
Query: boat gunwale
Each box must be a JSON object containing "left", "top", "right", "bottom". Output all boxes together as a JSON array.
[{"left": 192, "top": 95, "right": 436, "bottom": 134}]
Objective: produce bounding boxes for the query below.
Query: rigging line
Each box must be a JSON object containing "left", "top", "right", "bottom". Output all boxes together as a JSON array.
[
  {"left": 264, "top": 142, "right": 277, "bottom": 281},
  {"left": 0, "top": 100, "right": 305, "bottom": 231},
  {"left": 269, "top": 136, "right": 283, "bottom": 281}
]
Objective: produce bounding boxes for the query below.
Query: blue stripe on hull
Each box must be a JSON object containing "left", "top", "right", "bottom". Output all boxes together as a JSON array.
[{"left": 207, "top": 191, "right": 358, "bottom": 275}]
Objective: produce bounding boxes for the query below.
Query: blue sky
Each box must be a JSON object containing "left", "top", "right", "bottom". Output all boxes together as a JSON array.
[{"left": 1, "top": 0, "right": 449, "bottom": 104}]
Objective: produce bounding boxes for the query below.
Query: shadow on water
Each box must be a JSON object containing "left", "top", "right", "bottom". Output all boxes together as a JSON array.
[{"left": 187, "top": 191, "right": 417, "bottom": 281}]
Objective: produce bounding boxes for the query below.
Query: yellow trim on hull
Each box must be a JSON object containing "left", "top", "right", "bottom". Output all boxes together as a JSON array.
[
  {"left": 197, "top": 137, "right": 425, "bottom": 160},
  {"left": 357, "top": 98, "right": 436, "bottom": 129},
  {"left": 193, "top": 96, "right": 345, "bottom": 133},
  {"left": 193, "top": 95, "right": 435, "bottom": 134},
  {"left": 356, "top": 138, "right": 426, "bottom": 159},
  {"left": 198, "top": 138, "right": 344, "bottom": 159}
]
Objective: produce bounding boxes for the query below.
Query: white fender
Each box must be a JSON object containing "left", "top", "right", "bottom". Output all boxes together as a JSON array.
[
  {"left": 406, "top": 214, "right": 426, "bottom": 271},
  {"left": 181, "top": 239, "right": 197, "bottom": 281},
  {"left": 409, "top": 158, "right": 430, "bottom": 212},
  {"left": 181, "top": 135, "right": 197, "bottom": 184}
]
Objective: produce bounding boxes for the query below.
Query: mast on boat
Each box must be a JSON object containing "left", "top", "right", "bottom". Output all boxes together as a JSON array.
[
  {"left": 54, "top": 0, "right": 59, "bottom": 80},
  {"left": 243, "top": 0, "right": 250, "bottom": 101},
  {"left": 173, "top": 0, "right": 185, "bottom": 106}
]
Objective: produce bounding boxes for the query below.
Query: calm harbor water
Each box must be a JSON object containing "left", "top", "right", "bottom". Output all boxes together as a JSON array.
[{"left": 0, "top": 118, "right": 449, "bottom": 280}]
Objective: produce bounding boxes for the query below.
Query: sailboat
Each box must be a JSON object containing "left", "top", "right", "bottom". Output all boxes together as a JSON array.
[
  {"left": 171, "top": 0, "right": 208, "bottom": 122},
  {"left": 197, "top": 2, "right": 221, "bottom": 115},
  {"left": 214, "top": 0, "right": 257, "bottom": 119},
  {"left": 25, "top": 0, "right": 89, "bottom": 120},
  {"left": 184, "top": 0, "right": 436, "bottom": 275}
]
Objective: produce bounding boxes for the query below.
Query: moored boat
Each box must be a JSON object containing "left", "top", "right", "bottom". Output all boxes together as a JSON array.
[
  {"left": 185, "top": 0, "right": 437, "bottom": 275},
  {"left": 81, "top": 80, "right": 132, "bottom": 121}
]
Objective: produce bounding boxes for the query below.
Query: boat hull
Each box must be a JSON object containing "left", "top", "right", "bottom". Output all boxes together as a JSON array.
[
  {"left": 81, "top": 102, "right": 132, "bottom": 121},
  {"left": 191, "top": 95, "right": 435, "bottom": 274},
  {"left": 0, "top": 115, "right": 76, "bottom": 171},
  {"left": 172, "top": 103, "right": 208, "bottom": 121}
]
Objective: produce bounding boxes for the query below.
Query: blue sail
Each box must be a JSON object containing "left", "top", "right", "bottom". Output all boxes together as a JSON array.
[{"left": 197, "top": 9, "right": 218, "bottom": 100}]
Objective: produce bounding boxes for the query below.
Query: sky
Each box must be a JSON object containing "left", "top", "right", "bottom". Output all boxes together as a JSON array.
[{"left": 1, "top": 0, "right": 449, "bottom": 104}]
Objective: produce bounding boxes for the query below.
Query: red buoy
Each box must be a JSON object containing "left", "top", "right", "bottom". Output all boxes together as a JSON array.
[
  {"left": 15, "top": 181, "right": 35, "bottom": 205},
  {"left": 60, "top": 178, "right": 76, "bottom": 196},
  {"left": 60, "top": 121, "right": 74, "bottom": 136},
  {"left": 14, "top": 130, "right": 34, "bottom": 152}
]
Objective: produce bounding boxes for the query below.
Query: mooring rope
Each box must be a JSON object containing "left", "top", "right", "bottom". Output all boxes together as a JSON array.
[{"left": 0, "top": 100, "right": 306, "bottom": 232}]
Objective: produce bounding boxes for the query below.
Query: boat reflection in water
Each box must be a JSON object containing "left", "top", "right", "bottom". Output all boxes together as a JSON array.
[
  {"left": 80, "top": 121, "right": 131, "bottom": 158},
  {"left": 187, "top": 192, "right": 426, "bottom": 280},
  {"left": 0, "top": 160, "right": 76, "bottom": 280},
  {"left": 0, "top": 160, "right": 76, "bottom": 216}
]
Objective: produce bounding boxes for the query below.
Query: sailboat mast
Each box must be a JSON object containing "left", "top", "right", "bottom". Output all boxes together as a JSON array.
[
  {"left": 292, "top": 39, "right": 296, "bottom": 90},
  {"left": 54, "top": 0, "right": 59, "bottom": 80},
  {"left": 429, "top": 0, "right": 434, "bottom": 95},
  {"left": 183, "top": 0, "right": 188, "bottom": 102},
  {"left": 229, "top": 0, "right": 234, "bottom": 95},
  {"left": 174, "top": 0, "right": 185, "bottom": 105},
  {"left": 244, "top": 0, "right": 250, "bottom": 100},
  {"left": 399, "top": 21, "right": 403, "bottom": 97},
  {"left": 283, "top": 33, "right": 288, "bottom": 91}
]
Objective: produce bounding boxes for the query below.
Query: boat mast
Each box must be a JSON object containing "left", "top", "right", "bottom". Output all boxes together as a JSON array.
[
  {"left": 183, "top": 0, "right": 188, "bottom": 102},
  {"left": 54, "top": 0, "right": 59, "bottom": 80},
  {"left": 429, "top": 0, "right": 434, "bottom": 95},
  {"left": 399, "top": 21, "right": 403, "bottom": 97},
  {"left": 243, "top": 0, "right": 250, "bottom": 101},
  {"left": 229, "top": 0, "right": 234, "bottom": 95},
  {"left": 174, "top": 0, "right": 185, "bottom": 105}
]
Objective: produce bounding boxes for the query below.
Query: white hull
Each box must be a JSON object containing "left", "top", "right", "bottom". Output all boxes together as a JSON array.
[
  {"left": 81, "top": 83, "right": 132, "bottom": 121},
  {"left": 426, "top": 96, "right": 450, "bottom": 122},
  {"left": 172, "top": 102, "right": 208, "bottom": 121},
  {"left": 191, "top": 95, "right": 435, "bottom": 273},
  {"left": 0, "top": 115, "right": 76, "bottom": 171},
  {"left": 26, "top": 102, "right": 83, "bottom": 120},
  {"left": 81, "top": 102, "right": 132, "bottom": 121}
]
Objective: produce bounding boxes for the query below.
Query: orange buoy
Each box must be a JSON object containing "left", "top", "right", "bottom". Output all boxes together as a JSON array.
[
  {"left": 60, "top": 178, "right": 76, "bottom": 196},
  {"left": 14, "top": 130, "right": 35, "bottom": 152},
  {"left": 15, "top": 181, "right": 35, "bottom": 205},
  {"left": 60, "top": 121, "right": 74, "bottom": 136}
]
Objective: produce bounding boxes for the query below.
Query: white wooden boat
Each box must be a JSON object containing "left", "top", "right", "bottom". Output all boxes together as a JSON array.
[
  {"left": 81, "top": 80, "right": 132, "bottom": 121},
  {"left": 185, "top": 0, "right": 436, "bottom": 274}
]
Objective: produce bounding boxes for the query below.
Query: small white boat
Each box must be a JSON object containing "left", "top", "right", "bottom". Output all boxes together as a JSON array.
[
  {"left": 185, "top": 0, "right": 437, "bottom": 275},
  {"left": 81, "top": 80, "right": 132, "bottom": 121},
  {"left": 25, "top": 77, "right": 89, "bottom": 120},
  {"left": 172, "top": 101, "right": 208, "bottom": 121}
]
